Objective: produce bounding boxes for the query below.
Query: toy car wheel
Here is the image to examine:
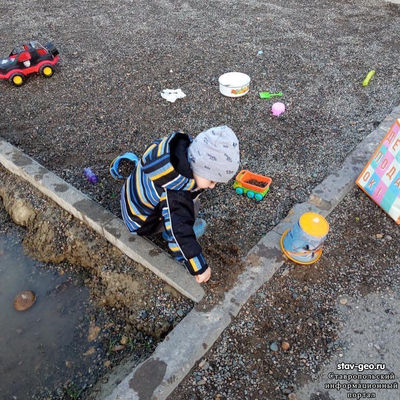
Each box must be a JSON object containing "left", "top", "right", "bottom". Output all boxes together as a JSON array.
[
  {"left": 235, "top": 187, "right": 244, "bottom": 195},
  {"left": 247, "top": 191, "right": 255, "bottom": 199},
  {"left": 9, "top": 73, "right": 25, "bottom": 86},
  {"left": 255, "top": 193, "right": 263, "bottom": 201},
  {"left": 40, "top": 64, "right": 54, "bottom": 78}
]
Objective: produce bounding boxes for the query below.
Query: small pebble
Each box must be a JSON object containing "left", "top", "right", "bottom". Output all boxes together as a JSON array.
[
  {"left": 288, "top": 393, "right": 298, "bottom": 400},
  {"left": 340, "top": 298, "right": 348, "bottom": 305},
  {"left": 281, "top": 342, "right": 290, "bottom": 350},
  {"left": 120, "top": 336, "right": 128, "bottom": 345},
  {"left": 177, "top": 309, "right": 185, "bottom": 317},
  {"left": 270, "top": 342, "right": 279, "bottom": 352},
  {"left": 112, "top": 345, "right": 126, "bottom": 352},
  {"left": 376, "top": 233, "right": 383, "bottom": 239},
  {"left": 83, "top": 347, "right": 96, "bottom": 356},
  {"left": 14, "top": 290, "right": 36, "bottom": 311},
  {"left": 197, "top": 379, "right": 206, "bottom": 386},
  {"left": 201, "top": 361, "right": 210, "bottom": 370}
]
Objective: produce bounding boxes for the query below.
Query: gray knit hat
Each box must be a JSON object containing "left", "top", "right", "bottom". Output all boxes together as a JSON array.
[{"left": 188, "top": 126, "right": 240, "bottom": 183}]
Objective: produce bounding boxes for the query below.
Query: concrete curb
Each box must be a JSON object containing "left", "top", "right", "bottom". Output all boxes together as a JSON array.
[
  {"left": 101, "top": 105, "right": 400, "bottom": 400},
  {"left": 0, "top": 141, "right": 205, "bottom": 303}
]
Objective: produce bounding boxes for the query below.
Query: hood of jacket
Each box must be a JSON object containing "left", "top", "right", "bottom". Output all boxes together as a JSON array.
[{"left": 141, "top": 131, "right": 196, "bottom": 191}]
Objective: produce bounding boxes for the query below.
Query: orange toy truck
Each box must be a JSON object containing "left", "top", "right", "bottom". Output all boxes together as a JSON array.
[{"left": 233, "top": 170, "right": 272, "bottom": 201}]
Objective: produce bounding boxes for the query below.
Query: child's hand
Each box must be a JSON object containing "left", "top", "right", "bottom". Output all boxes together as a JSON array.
[{"left": 195, "top": 267, "right": 211, "bottom": 283}]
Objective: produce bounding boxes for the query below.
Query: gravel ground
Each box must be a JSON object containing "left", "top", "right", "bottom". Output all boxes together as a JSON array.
[
  {"left": 1, "top": 0, "right": 399, "bottom": 398},
  {"left": 170, "top": 186, "right": 400, "bottom": 400},
  {"left": 1, "top": 0, "right": 399, "bottom": 296}
]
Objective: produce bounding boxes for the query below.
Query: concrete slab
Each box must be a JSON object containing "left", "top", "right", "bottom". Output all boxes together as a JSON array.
[{"left": 0, "top": 140, "right": 205, "bottom": 303}]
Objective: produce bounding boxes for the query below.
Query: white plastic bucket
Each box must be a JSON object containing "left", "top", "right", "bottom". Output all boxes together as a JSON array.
[{"left": 218, "top": 72, "right": 251, "bottom": 97}]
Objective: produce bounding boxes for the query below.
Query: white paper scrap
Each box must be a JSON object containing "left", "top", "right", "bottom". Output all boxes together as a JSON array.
[{"left": 161, "top": 89, "right": 186, "bottom": 103}]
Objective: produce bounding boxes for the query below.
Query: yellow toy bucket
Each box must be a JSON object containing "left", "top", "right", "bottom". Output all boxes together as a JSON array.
[{"left": 280, "top": 212, "right": 329, "bottom": 265}]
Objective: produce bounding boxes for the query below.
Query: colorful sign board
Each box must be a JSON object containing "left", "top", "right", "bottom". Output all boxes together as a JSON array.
[{"left": 356, "top": 119, "right": 400, "bottom": 224}]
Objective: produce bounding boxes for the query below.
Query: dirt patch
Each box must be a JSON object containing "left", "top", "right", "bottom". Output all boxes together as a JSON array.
[
  {"left": 0, "top": 166, "right": 193, "bottom": 399},
  {"left": 245, "top": 179, "right": 268, "bottom": 188}
]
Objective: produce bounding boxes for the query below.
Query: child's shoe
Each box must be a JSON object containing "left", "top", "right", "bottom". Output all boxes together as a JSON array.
[
  {"left": 162, "top": 231, "right": 170, "bottom": 241},
  {"left": 162, "top": 218, "right": 207, "bottom": 241},
  {"left": 193, "top": 218, "right": 207, "bottom": 238}
]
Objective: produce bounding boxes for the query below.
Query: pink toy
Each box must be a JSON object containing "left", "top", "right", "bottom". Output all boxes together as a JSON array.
[{"left": 271, "top": 102, "right": 286, "bottom": 116}]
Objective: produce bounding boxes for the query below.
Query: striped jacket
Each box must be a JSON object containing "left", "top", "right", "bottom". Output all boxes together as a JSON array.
[{"left": 121, "top": 132, "right": 208, "bottom": 276}]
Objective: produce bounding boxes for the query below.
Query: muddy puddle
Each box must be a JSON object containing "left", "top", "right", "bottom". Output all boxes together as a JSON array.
[{"left": 0, "top": 232, "right": 97, "bottom": 399}]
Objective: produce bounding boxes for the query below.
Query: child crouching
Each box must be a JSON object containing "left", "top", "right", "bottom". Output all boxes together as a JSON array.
[{"left": 114, "top": 126, "right": 240, "bottom": 283}]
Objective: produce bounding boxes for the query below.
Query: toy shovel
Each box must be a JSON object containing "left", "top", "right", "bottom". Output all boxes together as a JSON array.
[{"left": 259, "top": 91, "right": 283, "bottom": 99}]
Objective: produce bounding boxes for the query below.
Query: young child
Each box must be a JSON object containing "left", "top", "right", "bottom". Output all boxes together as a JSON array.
[{"left": 111, "top": 126, "right": 240, "bottom": 283}]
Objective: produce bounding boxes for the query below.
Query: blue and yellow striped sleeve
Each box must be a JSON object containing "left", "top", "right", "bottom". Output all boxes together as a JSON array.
[
  {"left": 166, "top": 241, "right": 208, "bottom": 276},
  {"left": 185, "top": 253, "right": 208, "bottom": 276}
]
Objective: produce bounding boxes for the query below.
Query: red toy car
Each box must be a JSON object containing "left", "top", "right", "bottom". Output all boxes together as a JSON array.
[{"left": 0, "top": 41, "right": 59, "bottom": 86}]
